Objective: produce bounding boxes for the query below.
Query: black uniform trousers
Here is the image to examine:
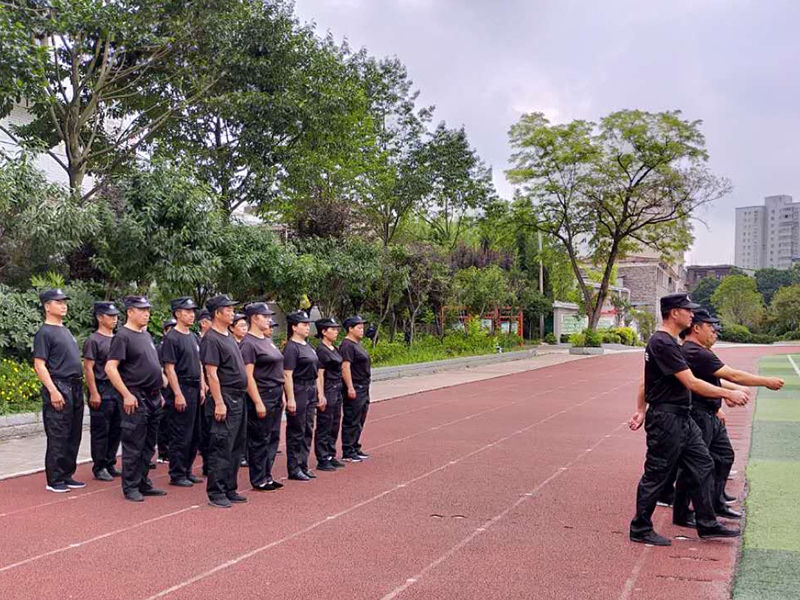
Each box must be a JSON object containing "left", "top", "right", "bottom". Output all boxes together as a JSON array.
[
  {"left": 630, "top": 405, "right": 718, "bottom": 536},
  {"left": 206, "top": 388, "right": 247, "bottom": 501},
  {"left": 119, "top": 388, "right": 163, "bottom": 496},
  {"left": 167, "top": 380, "right": 202, "bottom": 482},
  {"left": 673, "top": 407, "right": 735, "bottom": 516},
  {"left": 198, "top": 390, "right": 213, "bottom": 475},
  {"left": 315, "top": 381, "right": 343, "bottom": 463},
  {"left": 89, "top": 380, "right": 121, "bottom": 475},
  {"left": 247, "top": 384, "right": 283, "bottom": 486},
  {"left": 341, "top": 382, "right": 370, "bottom": 457},
  {"left": 157, "top": 386, "right": 174, "bottom": 459},
  {"left": 286, "top": 380, "right": 318, "bottom": 476},
  {"left": 42, "top": 378, "right": 84, "bottom": 487}
]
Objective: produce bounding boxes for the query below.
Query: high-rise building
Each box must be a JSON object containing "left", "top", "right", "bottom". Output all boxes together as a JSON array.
[{"left": 735, "top": 195, "right": 800, "bottom": 270}]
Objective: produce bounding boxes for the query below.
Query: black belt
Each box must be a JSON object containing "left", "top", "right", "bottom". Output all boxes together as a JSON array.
[
  {"left": 649, "top": 404, "right": 690, "bottom": 416},
  {"left": 178, "top": 377, "right": 201, "bottom": 386},
  {"left": 53, "top": 376, "right": 82, "bottom": 384}
]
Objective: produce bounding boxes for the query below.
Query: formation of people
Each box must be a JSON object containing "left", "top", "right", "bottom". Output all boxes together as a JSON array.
[
  {"left": 32, "top": 289, "right": 372, "bottom": 508},
  {"left": 628, "top": 293, "right": 785, "bottom": 546}
]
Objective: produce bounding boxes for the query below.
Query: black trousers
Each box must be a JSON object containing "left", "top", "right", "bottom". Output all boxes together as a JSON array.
[
  {"left": 119, "top": 388, "right": 162, "bottom": 496},
  {"left": 42, "top": 378, "right": 84, "bottom": 487},
  {"left": 286, "top": 381, "right": 317, "bottom": 476},
  {"left": 206, "top": 388, "right": 247, "bottom": 500},
  {"left": 157, "top": 386, "right": 174, "bottom": 459},
  {"left": 89, "top": 381, "right": 121, "bottom": 475},
  {"left": 198, "top": 390, "right": 212, "bottom": 475},
  {"left": 315, "top": 381, "right": 343, "bottom": 463},
  {"left": 167, "top": 381, "right": 202, "bottom": 482},
  {"left": 247, "top": 385, "right": 283, "bottom": 486},
  {"left": 630, "top": 407, "right": 718, "bottom": 536},
  {"left": 674, "top": 408, "right": 735, "bottom": 515},
  {"left": 342, "top": 382, "right": 370, "bottom": 457}
]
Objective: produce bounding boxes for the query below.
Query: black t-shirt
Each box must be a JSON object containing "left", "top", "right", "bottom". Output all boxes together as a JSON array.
[
  {"left": 33, "top": 324, "right": 82, "bottom": 380},
  {"left": 283, "top": 340, "right": 319, "bottom": 381},
  {"left": 200, "top": 328, "right": 247, "bottom": 390},
  {"left": 340, "top": 338, "right": 371, "bottom": 384},
  {"left": 681, "top": 340, "right": 725, "bottom": 411},
  {"left": 317, "top": 343, "right": 343, "bottom": 385},
  {"left": 83, "top": 332, "right": 114, "bottom": 382},
  {"left": 108, "top": 326, "right": 163, "bottom": 391},
  {"left": 161, "top": 328, "right": 201, "bottom": 380},
  {"left": 239, "top": 333, "right": 284, "bottom": 388},
  {"left": 644, "top": 331, "right": 691, "bottom": 407}
]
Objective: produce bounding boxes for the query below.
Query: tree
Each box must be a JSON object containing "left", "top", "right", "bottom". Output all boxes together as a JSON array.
[
  {"left": 507, "top": 110, "right": 730, "bottom": 330},
  {"left": 394, "top": 243, "right": 449, "bottom": 345},
  {"left": 755, "top": 268, "right": 792, "bottom": 305},
  {"left": 453, "top": 265, "right": 512, "bottom": 317},
  {"left": 690, "top": 276, "right": 720, "bottom": 315},
  {"left": 766, "top": 284, "right": 800, "bottom": 335},
  {"left": 712, "top": 275, "right": 763, "bottom": 329}
]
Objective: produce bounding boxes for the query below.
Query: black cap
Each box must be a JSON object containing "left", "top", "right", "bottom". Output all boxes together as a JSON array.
[
  {"left": 286, "top": 310, "right": 312, "bottom": 324},
  {"left": 315, "top": 317, "right": 340, "bottom": 338},
  {"left": 197, "top": 309, "right": 212, "bottom": 322},
  {"left": 170, "top": 297, "right": 197, "bottom": 312},
  {"left": 163, "top": 318, "right": 177, "bottom": 330},
  {"left": 660, "top": 293, "right": 700, "bottom": 316},
  {"left": 39, "top": 288, "right": 69, "bottom": 303},
  {"left": 343, "top": 315, "right": 366, "bottom": 330},
  {"left": 124, "top": 295, "right": 152, "bottom": 309},
  {"left": 232, "top": 313, "right": 246, "bottom": 324},
  {"left": 268, "top": 318, "right": 279, "bottom": 328},
  {"left": 244, "top": 302, "right": 275, "bottom": 317},
  {"left": 206, "top": 294, "right": 238, "bottom": 314},
  {"left": 93, "top": 301, "right": 120, "bottom": 316},
  {"left": 690, "top": 308, "right": 721, "bottom": 326}
]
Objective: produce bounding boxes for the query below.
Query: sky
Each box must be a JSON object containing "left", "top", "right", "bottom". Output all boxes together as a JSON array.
[{"left": 293, "top": 0, "right": 800, "bottom": 266}]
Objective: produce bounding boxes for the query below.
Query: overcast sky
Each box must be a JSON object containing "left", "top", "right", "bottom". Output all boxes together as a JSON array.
[{"left": 294, "top": 0, "right": 800, "bottom": 265}]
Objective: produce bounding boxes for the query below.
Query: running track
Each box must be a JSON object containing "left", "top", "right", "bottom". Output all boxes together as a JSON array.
[{"left": 0, "top": 347, "right": 792, "bottom": 600}]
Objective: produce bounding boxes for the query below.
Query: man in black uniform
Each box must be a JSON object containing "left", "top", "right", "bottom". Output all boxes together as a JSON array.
[
  {"left": 105, "top": 296, "right": 168, "bottom": 502},
  {"left": 629, "top": 293, "right": 748, "bottom": 546},
  {"left": 83, "top": 301, "right": 122, "bottom": 482},
  {"left": 340, "top": 315, "right": 372, "bottom": 463},
  {"left": 33, "top": 289, "right": 86, "bottom": 493},
  {"left": 162, "top": 298, "right": 206, "bottom": 487},
  {"left": 196, "top": 309, "right": 213, "bottom": 475},
  {"left": 157, "top": 318, "right": 177, "bottom": 463},
  {"left": 200, "top": 294, "right": 248, "bottom": 508}
]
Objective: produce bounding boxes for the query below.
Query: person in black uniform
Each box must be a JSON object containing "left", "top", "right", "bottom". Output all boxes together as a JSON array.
[
  {"left": 231, "top": 313, "right": 248, "bottom": 344},
  {"left": 240, "top": 303, "right": 285, "bottom": 491},
  {"left": 628, "top": 293, "right": 748, "bottom": 546},
  {"left": 157, "top": 318, "right": 177, "bottom": 464},
  {"left": 83, "top": 301, "right": 122, "bottom": 482},
  {"left": 314, "top": 317, "right": 345, "bottom": 472},
  {"left": 196, "top": 309, "right": 213, "bottom": 475},
  {"left": 340, "top": 315, "right": 372, "bottom": 462},
  {"left": 200, "top": 294, "right": 249, "bottom": 508},
  {"left": 33, "top": 289, "right": 86, "bottom": 493},
  {"left": 670, "top": 309, "right": 784, "bottom": 523},
  {"left": 105, "top": 296, "right": 168, "bottom": 502},
  {"left": 162, "top": 297, "right": 206, "bottom": 487},
  {"left": 283, "top": 310, "right": 322, "bottom": 481}
]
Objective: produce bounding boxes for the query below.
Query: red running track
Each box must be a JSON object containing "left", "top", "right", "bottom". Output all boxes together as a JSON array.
[{"left": 0, "top": 348, "right": 788, "bottom": 600}]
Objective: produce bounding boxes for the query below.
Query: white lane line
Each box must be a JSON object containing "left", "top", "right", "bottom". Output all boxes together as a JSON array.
[
  {"left": 0, "top": 506, "right": 199, "bottom": 574},
  {"left": 144, "top": 375, "right": 637, "bottom": 600},
  {"left": 787, "top": 354, "right": 800, "bottom": 378}
]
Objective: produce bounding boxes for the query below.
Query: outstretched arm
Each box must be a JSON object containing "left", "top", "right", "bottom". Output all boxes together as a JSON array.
[{"left": 716, "top": 365, "right": 784, "bottom": 390}]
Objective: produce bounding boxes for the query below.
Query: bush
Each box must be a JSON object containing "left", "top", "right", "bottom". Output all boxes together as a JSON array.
[
  {"left": 602, "top": 332, "right": 622, "bottom": 344},
  {"left": 750, "top": 333, "right": 776, "bottom": 344},
  {"left": 782, "top": 330, "right": 800, "bottom": 341},
  {"left": 560, "top": 333, "right": 571, "bottom": 344},
  {"left": 615, "top": 327, "right": 636, "bottom": 346},
  {"left": 0, "top": 358, "right": 41, "bottom": 414},
  {"left": 568, "top": 332, "right": 585, "bottom": 347},
  {"left": 584, "top": 329, "right": 603, "bottom": 348},
  {"left": 544, "top": 332, "right": 557, "bottom": 345},
  {"left": 718, "top": 323, "right": 751, "bottom": 343}
]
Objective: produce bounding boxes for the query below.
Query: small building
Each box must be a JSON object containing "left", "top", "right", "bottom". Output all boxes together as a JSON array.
[
  {"left": 617, "top": 255, "right": 686, "bottom": 323},
  {"left": 685, "top": 264, "right": 738, "bottom": 288}
]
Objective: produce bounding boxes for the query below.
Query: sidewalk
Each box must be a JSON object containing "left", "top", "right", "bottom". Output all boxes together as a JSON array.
[{"left": 0, "top": 349, "right": 592, "bottom": 480}]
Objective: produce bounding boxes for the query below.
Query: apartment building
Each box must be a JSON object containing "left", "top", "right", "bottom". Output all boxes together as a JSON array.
[{"left": 735, "top": 195, "right": 800, "bottom": 270}]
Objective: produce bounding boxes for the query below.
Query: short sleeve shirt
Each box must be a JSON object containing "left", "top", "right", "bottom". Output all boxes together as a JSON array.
[
  {"left": 239, "top": 333, "right": 284, "bottom": 388},
  {"left": 33, "top": 324, "right": 82, "bottom": 379},
  {"left": 161, "top": 329, "right": 201, "bottom": 380},
  {"left": 644, "top": 331, "right": 691, "bottom": 407},
  {"left": 83, "top": 332, "right": 114, "bottom": 382},
  {"left": 283, "top": 340, "right": 319, "bottom": 381},
  {"left": 316, "top": 344, "right": 343, "bottom": 385},
  {"left": 200, "top": 328, "right": 247, "bottom": 390},
  {"left": 681, "top": 341, "right": 725, "bottom": 411},
  {"left": 340, "top": 338, "right": 371, "bottom": 384},
  {"left": 108, "top": 326, "right": 163, "bottom": 391}
]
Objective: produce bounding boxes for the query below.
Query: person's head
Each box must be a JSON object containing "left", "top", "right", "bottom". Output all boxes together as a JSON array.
[
  {"left": 40, "top": 289, "right": 69, "bottom": 320},
  {"left": 171, "top": 297, "right": 197, "bottom": 327},
  {"left": 163, "top": 318, "right": 177, "bottom": 335},
  {"left": 245, "top": 302, "right": 276, "bottom": 335},
  {"left": 231, "top": 313, "right": 247, "bottom": 340},
  {"left": 124, "top": 295, "right": 152, "bottom": 329},
  {"left": 206, "top": 294, "right": 238, "bottom": 328},
  {"left": 286, "top": 310, "right": 312, "bottom": 340},
  {"left": 343, "top": 315, "right": 366, "bottom": 341},
  {"left": 197, "top": 309, "right": 212, "bottom": 333},
  {"left": 659, "top": 293, "right": 699, "bottom": 331},
  {"left": 680, "top": 309, "right": 720, "bottom": 348},
  {"left": 315, "top": 317, "right": 340, "bottom": 344},
  {"left": 93, "top": 301, "right": 120, "bottom": 331}
]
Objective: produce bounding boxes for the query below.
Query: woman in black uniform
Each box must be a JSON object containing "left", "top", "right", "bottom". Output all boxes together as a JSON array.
[
  {"left": 231, "top": 313, "right": 248, "bottom": 345},
  {"left": 240, "top": 303, "right": 285, "bottom": 491},
  {"left": 314, "top": 318, "right": 345, "bottom": 472},
  {"left": 340, "top": 315, "right": 372, "bottom": 462},
  {"left": 283, "top": 311, "right": 324, "bottom": 481}
]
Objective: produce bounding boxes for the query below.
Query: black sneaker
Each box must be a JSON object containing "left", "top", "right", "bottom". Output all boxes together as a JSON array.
[
  {"left": 302, "top": 469, "right": 317, "bottom": 479},
  {"left": 289, "top": 471, "right": 311, "bottom": 481},
  {"left": 46, "top": 483, "right": 70, "bottom": 493},
  {"left": 208, "top": 496, "right": 232, "bottom": 509},
  {"left": 269, "top": 480, "right": 284, "bottom": 489},
  {"left": 140, "top": 487, "right": 167, "bottom": 497},
  {"left": 356, "top": 451, "right": 370, "bottom": 460},
  {"left": 125, "top": 490, "right": 144, "bottom": 503},
  {"left": 106, "top": 466, "right": 121, "bottom": 477},
  {"left": 330, "top": 458, "right": 346, "bottom": 468},
  {"left": 187, "top": 473, "right": 203, "bottom": 484},
  {"left": 630, "top": 531, "right": 672, "bottom": 546},
  {"left": 94, "top": 469, "right": 114, "bottom": 482},
  {"left": 65, "top": 478, "right": 86, "bottom": 489},
  {"left": 698, "top": 524, "right": 740, "bottom": 539},
  {"left": 317, "top": 462, "right": 337, "bottom": 472},
  {"left": 342, "top": 455, "right": 362, "bottom": 463},
  {"left": 169, "top": 478, "right": 193, "bottom": 487},
  {"left": 226, "top": 493, "right": 247, "bottom": 503},
  {"left": 253, "top": 481, "right": 276, "bottom": 491}
]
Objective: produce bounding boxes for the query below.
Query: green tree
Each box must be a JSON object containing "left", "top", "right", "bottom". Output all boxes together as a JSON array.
[
  {"left": 453, "top": 265, "right": 512, "bottom": 317},
  {"left": 755, "top": 268, "right": 793, "bottom": 305},
  {"left": 690, "top": 276, "right": 720, "bottom": 315},
  {"left": 712, "top": 275, "right": 763, "bottom": 329},
  {"left": 767, "top": 284, "right": 800, "bottom": 334}
]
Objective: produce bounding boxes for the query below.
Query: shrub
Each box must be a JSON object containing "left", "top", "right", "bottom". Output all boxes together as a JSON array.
[
  {"left": 0, "top": 358, "right": 41, "bottom": 414},
  {"left": 560, "top": 334, "right": 571, "bottom": 344},
  {"left": 568, "top": 332, "right": 585, "bottom": 347},
  {"left": 616, "top": 327, "right": 636, "bottom": 346},
  {"left": 718, "top": 323, "right": 752, "bottom": 343},
  {"left": 602, "top": 332, "right": 622, "bottom": 344},
  {"left": 750, "top": 333, "right": 776, "bottom": 344},
  {"left": 782, "top": 330, "right": 800, "bottom": 341},
  {"left": 584, "top": 329, "right": 603, "bottom": 348},
  {"left": 544, "top": 332, "right": 557, "bottom": 345}
]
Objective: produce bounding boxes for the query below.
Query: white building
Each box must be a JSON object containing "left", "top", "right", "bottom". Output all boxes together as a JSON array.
[{"left": 735, "top": 195, "right": 800, "bottom": 270}]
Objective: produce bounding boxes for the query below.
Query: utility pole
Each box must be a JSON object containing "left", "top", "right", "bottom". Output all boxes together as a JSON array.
[{"left": 538, "top": 230, "right": 545, "bottom": 340}]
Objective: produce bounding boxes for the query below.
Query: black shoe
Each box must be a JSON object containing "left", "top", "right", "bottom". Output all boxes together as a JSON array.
[
  {"left": 330, "top": 458, "right": 346, "bottom": 468},
  {"left": 46, "top": 483, "right": 70, "bottom": 493},
  {"left": 270, "top": 480, "right": 284, "bottom": 489},
  {"left": 94, "top": 469, "right": 114, "bottom": 482},
  {"left": 157, "top": 455, "right": 168, "bottom": 464},
  {"left": 253, "top": 481, "right": 277, "bottom": 491},
  {"left": 630, "top": 531, "right": 672, "bottom": 546},
  {"left": 698, "top": 524, "right": 740, "bottom": 539},
  {"left": 106, "top": 466, "right": 121, "bottom": 477},
  {"left": 169, "top": 478, "right": 193, "bottom": 487},
  {"left": 302, "top": 469, "right": 317, "bottom": 479},
  {"left": 317, "top": 462, "right": 337, "bottom": 472},
  {"left": 342, "top": 454, "right": 362, "bottom": 463},
  {"left": 187, "top": 473, "right": 203, "bottom": 484},
  {"left": 208, "top": 496, "right": 232, "bottom": 509},
  {"left": 140, "top": 487, "right": 167, "bottom": 497},
  {"left": 723, "top": 491, "right": 737, "bottom": 504},
  {"left": 226, "top": 493, "right": 247, "bottom": 503},
  {"left": 125, "top": 491, "right": 144, "bottom": 503},
  {"left": 356, "top": 451, "right": 370, "bottom": 460},
  {"left": 716, "top": 506, "right": 742, "bottom": 519},
  {"left": 148, "top": 461, "right": 157, "bottom": 470},
  {"left": 289, "top": 471, "right": 311, "bottom": 481},
  {"left": 673, "top": 516, "right": 697, "bottom": 528},
  {"left": 65, "top": 478, "right": 86, "bottom": 489}
]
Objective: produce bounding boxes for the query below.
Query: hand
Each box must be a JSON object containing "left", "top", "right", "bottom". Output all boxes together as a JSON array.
[
  {"left": 200, "top": 384, "right": 207, "bottom": 400},
  {"left": 318, "top": 396, "right": 327, "bottom": 412},
  {"left": 88, "top": 392, "right": 102, "bottom": 410},
  {"left": 287, "top": 399, "right": 297, "bottom": 415},
  {"left": 214, "top": 402, "right": 227, "bottom": 422},
  {"left": 717, "top": 410, "right": 726, "bottom": 426},
  {"left": 49, "top": 388, "right": 66, "bottom": 411},
  {"left": 123, "top": 393, "right": 138, "bottom": 415},
  {"left": 255, "top": 401, "right": 267, "bottom": 419},
  {"left": 723, "top": 389, "right": 748, "bottom": 408},
  {"left": 174, "top": 393, "right": 187, "bottom": 413},
  {"left": 629, "top": 411, "right": 645, "bottom": 431},
  {"left": 347, "top": 387, "right": 356, "bottom": 400},
  {"left": 766, "top": 377, "right": 785, "bottom": 391}
]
